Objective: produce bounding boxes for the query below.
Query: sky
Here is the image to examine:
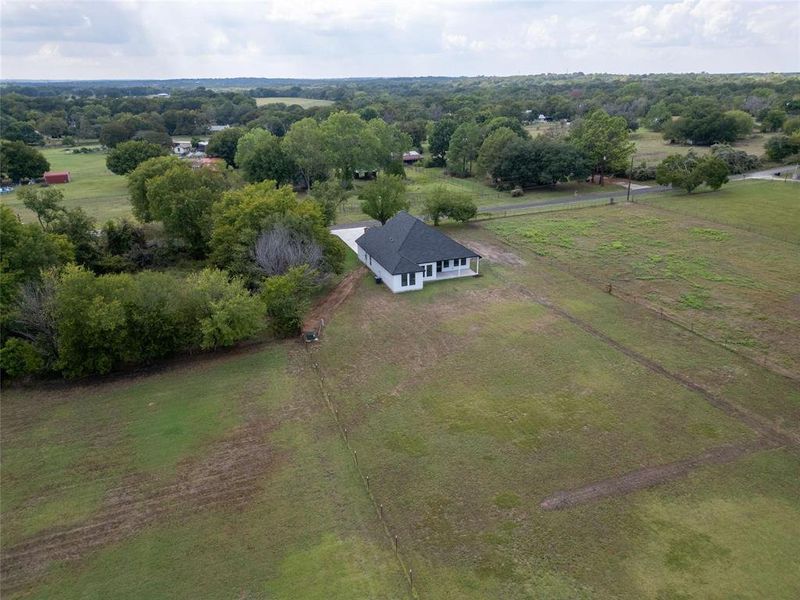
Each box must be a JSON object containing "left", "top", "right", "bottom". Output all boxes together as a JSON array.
[{"left": 1, "top": 0, "right": 798, "bottom": 80}]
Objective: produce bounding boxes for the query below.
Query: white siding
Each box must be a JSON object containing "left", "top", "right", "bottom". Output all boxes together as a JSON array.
[{"left": 357, "top": 244, "right": 422, "bottom": 293}]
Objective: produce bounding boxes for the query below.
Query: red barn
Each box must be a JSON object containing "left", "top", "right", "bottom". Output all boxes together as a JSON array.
[{"left": 43, "top": 171, "right": 71, "bottom": 184}]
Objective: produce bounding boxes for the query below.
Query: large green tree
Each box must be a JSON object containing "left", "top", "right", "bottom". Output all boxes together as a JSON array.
[
  {"left": 428, "top": 117, "right": 458, "bottom": 164},
  {"left": 106, "top": 140, "right": 168, "bottom": 175},
  {"left": 235, "top": 128, "right": 297, "bottom": 185},
  {"left": 569, "top": 110, "right": 634, "bottom": 184},
  {"left": 447, "top": 122, "right": 482, "bottom": 176},
  {"left": 283, "top": 118, "right": 330, "bottom": 189},
  {"left": 476, "top": 127, "right": 519, "bottom": 178},
  {"left": 145, "top": 163, "right": 229, "bottom": 256},
  {"left": 491, "top": 137, "right": 589, "bottom": 190},
  {"left": 359, "top": 174, "right": 408, "bottom": 224},
  {"left": 0, "top": 140, "right": 50, "bottom": 182},
  {"left": 210, "top": 181, "right": 343, "bottom": 280},
  {"left": 655, "top": 151, "right": 730, "bottom": 193},
  {"left": 127, "top": 155, "right": 183, "bottom": 222},
  {"left": 321, "top": 112, "right": 378, "bottom": 184},
  {"left": 206, "top": 127, "right": 244, "bottom": 167}
]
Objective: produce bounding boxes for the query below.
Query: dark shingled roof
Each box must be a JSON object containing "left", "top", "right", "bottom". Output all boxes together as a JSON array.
[{"left": 355, "top": 211, "right": 480, "bottom": 275}]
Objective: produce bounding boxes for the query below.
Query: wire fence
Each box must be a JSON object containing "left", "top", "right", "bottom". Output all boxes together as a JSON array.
[
  {"left": 306, "top": 347, "right": 420, "bottom": 598},
  {"left": 525, "top": 246, "right": 798, "bottom": 383}
]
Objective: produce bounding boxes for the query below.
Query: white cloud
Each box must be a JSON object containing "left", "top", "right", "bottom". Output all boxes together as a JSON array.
[{"left": 0, "top": 0, "right": 797, "bottom": 79}]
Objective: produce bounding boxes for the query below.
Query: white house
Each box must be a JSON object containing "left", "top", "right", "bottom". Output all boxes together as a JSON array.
[{"left": 355, "top": 211, "right": 481, "bottom": 293}]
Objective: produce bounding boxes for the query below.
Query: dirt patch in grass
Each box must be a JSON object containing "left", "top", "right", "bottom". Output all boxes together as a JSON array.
[
  {"left": 1, "top": 419, "right": 283, "bottom": 593},
  {"left": 303, "top": 266, "right": 368, "bottom": 337},
  {"left": 455, "top": 239, "right": 527, "bottom": 266},
  {"left": 540, "top": 439, "right": 778, "bottom": 510}
]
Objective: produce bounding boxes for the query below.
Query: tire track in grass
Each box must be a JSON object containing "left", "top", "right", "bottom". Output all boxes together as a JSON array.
[{"left": 540, "top": 438, "right": 779, "bottom": 510}]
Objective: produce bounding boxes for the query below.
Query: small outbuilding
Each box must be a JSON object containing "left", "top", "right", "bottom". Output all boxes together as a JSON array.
[
  {"left": 43, "top": 171, "right": 71, "bottom": 184},
  {"left": 402, "top": 150, "right": 423, "bottom": 164},
  {"left": 355, "top": 211, "right": 480, "bottom": 293}
]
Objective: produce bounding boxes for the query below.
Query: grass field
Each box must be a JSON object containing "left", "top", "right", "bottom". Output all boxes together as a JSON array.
[
  {"left": 486, "top": 180, "right": 800, "bottom": 376},
  {"left": 2, "top": 177, "right": 799, "bottom": 599},
  {"left": 0, "top": 165, "right": 800, "bottom": 600},
  {"left": 630, "top": 128, "right": 777, "bottom": 165},
  {"left": 255, "top": 97, "right": 335, "bottom": 108},
  {"left": 0, "top": 147, "right": 130, "bottom": 224}
]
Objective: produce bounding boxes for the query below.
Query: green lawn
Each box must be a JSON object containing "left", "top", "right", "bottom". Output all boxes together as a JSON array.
[
  {"left": 486, "top": 181, "right": 800, "bottom": 376},
  {"left": 1, "top": 346, "right": 406, "bottom": 598},
  {"left": 1, "top": 146, "right": 131, "bottom": 224},
  {"left": 255, "top": 97, "right": 335, "bottom": 108},
  {"left": 3, "top": 181, "right": 798, "bottom": 599},
  {"left": 312, "top": 234, "right": 799, "bottom": 598},
  {"left": 644, "top": 179, "right": 800, "bottom": 243}
]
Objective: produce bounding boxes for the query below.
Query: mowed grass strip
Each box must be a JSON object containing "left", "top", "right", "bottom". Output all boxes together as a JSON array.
[
  {"left": 485, "top": 182, "right": 800, "bottom": 376},
  {"left": 313, "top": 262, "right": 776, "bottom": 598},
  {"left": 1, "top": 346, "right": 407, "bottom": 599},
  {"left": 1, "top": 146, "right": 130, "bottom": 223}
]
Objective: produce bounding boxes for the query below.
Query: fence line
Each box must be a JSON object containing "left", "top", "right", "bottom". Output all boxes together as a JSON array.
[
  {"left": 522, "top": 248, "right": 799, "bottom": 383},
  {"left": 305, "top": 348, "right": 420, "bottom": 598}
]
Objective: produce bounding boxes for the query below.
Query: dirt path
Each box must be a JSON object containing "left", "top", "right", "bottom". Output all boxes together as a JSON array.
[
  {"left": 540, "top": 439, "right": 778, "bottom": 510},
  {"left": 0, "top": 420, "right": 280, "bottom": 593},
  {"left": 302, "top": 266, "right": 367, "bottom": 336}
]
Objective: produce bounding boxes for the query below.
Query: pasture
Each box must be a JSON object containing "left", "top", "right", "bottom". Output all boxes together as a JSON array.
[
  {"left": 1, "top": 147, "right": 130, "bottom": 224},
  {"left": 255, "top": 97, "right": 335, "bottom": 109},
  {"left": 629, "top": 127, "right": 777, "bottom": 166},
  {"left": 2, "top": 180, "right": 799, "bottom": 599},
  {"left": 488, "top": 181, "right": 800, "bottom": 377}
]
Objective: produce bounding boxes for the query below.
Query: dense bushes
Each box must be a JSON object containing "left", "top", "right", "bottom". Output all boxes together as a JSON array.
[
  {"left": 210, "top": 181, "right": 345, "bottom": 281},
  {"left": 764, "top": 134, "right": 800, "bottom": 161},
  {"left": 106, "top": 140, "right": 168, "bottom": 175},
  {"left": 656, "top": 152, "right": 729, "bottom": 193},
  {"left": 709, "top": 144, "right": 760, "bottom": 174},
  {"left": 490, "top": 137, "right": 589, "bottom": 190},
  {"left": 423, "top": 188, "right": 477, "bottom": 225},
  {"left": 260, "top": 265, "right": 318, "bottom": 337},
  {"left": 3, "top": 266, "right": 263, "bottom": 379}
]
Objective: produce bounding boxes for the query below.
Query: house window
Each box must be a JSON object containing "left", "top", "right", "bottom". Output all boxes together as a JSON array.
[
  {"left": 401, "top": 273, "right": 408, "bottom": 286},
  {"left": 426, "top": 264, "right": 433, "bottom": 277},
  {"left": 461, "top": 258, "right": 467, "bottom": 266},
  {"left": 436, "top": 261, "right": 442, "bottom": 272},
  {"left": 444, "top": 260, "right": 450, "bottom": 268},
  {"left": 409, "top": 272, "right": 416, "bottom": 285}
]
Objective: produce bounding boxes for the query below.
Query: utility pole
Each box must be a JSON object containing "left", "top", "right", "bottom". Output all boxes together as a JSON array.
[{"left": 626, "top": 155, "right": 634, "bottom": 203}]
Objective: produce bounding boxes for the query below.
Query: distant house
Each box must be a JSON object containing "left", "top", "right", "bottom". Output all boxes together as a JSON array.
[
  {"left": 209, "top": 125, "right": 230, "bottom": 133},
  {"left": 172, "top": 141, "right": 192, "bottom": 156},
  {"left": 402, "top": 150, "right": 423, "bottom": 165},
  {"left": 43, "top": 171, "right": 70, "bottom": 184},
  {"left": 355, "top": 211, "right": 481, "bottom": 293},
  {"left": 537, "top": 114, "right": 547, "bottom": 122},
  {"left": 196, "top": 141, "right": 209, "bottom": 153}
]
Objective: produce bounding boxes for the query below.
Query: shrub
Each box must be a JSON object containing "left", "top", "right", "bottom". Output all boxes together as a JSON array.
[
  {"left": 510, "top": 187, "right": 524, "bottom": 197},
  {"left": 51, "top": 265, "right": 262, "bottom": 378},
  {"left": 423, "top": 188, "right": 477, "bottom": 225},
  {"left": 0, "top": 338, "right": 44, "bottom": 378},
  {"left": 106, "top": 140, "right": 168, "bottom": 175},
  {"left": 630, "top": 161, "right": 657, "bottom": 181},
  {"left": 260, "top": 265, "right": 317, "bottom": 337},
  {"left": 709, "top": 144, "right": 760, "bottom": 174},
  {"left": 764, "top": 134, "right": 800, "bottom": 161}
]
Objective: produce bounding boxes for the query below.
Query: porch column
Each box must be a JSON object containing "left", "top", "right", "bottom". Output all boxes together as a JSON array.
[{"left": 475, "top": 257, "right": 480, "bottom": 274}]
